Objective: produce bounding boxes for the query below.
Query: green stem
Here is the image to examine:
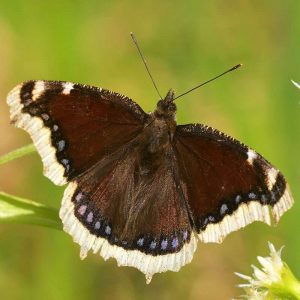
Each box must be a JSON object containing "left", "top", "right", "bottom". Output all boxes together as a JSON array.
[
  {"left": 276, "top": 265, "right": 300, "bottom": 299},
  {"left": 0, "top": 144, "right": 36, "bottom": 166},
  {"left": 0, "top": 191, "right": 61, "bottom": 230}
]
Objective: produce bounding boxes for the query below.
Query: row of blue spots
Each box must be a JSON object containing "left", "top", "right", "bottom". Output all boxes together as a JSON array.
[
  {"left": 136, "top": 233, "right": 186, "bottom": 251},
  {"left": 77, "top": 203, "right": 111, "bottom": 236},
  {"left": 200, "top": 192, "right": 268, "bottom": 229}
]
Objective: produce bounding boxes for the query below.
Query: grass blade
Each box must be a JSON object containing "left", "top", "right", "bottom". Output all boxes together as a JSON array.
[
  {"left": 0, "top": 144, "right": 36, "bottom": 166},
  {"left": 0, "top": 191, "right": 61, "bottom": 230}
]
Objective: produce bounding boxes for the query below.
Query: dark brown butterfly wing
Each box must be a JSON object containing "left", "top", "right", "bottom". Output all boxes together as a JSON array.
[
  {"left": 7, "top": 80, "right": 293, "bottom": 282},
  {"left": 174, "top": 124, "right": 293, "bottom": 243},
  {"left": 60, "top": 142, "right": 197, "bottom": 282},
  {"left": 7, "top": 80, "right": 148, "bottom": 185},
  {"left": 7, "top": 81, "right": 197, "bottom": 282}
]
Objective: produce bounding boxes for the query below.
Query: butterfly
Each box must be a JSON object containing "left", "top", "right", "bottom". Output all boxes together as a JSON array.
[{"left": 7, "top": 78, "right": 293, "bottom": 283}]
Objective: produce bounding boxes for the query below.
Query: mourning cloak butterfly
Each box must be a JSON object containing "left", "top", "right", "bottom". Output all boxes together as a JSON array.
[{"left": 7, "top": 79, "right": 293, "bottom": 283}]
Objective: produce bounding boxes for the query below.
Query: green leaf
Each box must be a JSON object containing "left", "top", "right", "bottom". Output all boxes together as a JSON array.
[
  {"left": 0, "top": 191, "right": 61, "bottom": 230},
  {"left": 0, "top": 144, "right": 36, "bottom": 166}
]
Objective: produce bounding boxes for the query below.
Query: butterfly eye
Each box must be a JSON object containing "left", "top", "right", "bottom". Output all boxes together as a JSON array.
[
  {"left": 155, "top": 99, "right": 176, "bottom": 118},
  {"left": 167, "top": 102, "right": 176, "bottom": 113}
]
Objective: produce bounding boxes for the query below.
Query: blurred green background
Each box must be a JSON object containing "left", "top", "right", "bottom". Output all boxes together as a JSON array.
[{"left": 0, "top": 1, "right": 299, "bottom": 299}]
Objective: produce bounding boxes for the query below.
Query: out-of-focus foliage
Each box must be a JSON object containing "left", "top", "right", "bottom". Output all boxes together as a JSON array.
[{"left": 0, "top": 1, "right": 299, "bottom": 299}]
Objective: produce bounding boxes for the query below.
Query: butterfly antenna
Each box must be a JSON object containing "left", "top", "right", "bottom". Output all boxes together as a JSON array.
[
  {"left": 174, "top": 64, "right": 242, "bottom": 100},
  {"left": 130, "top": 32, "right": 163, "bottom": 100}
]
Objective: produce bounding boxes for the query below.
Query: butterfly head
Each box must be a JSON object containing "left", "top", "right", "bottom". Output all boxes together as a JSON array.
[{"left": 154, "top": 89, "right": 177, "bottom": 120}]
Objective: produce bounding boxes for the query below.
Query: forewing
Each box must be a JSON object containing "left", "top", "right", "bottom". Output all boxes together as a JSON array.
[
  {"left": 7, "top": 81, "right": 148, "bottom": 185},
  {"left": 174, "top": 124, "right": 293, "bottom": 243},
  {"left": 59, "top": 145, "right": 197, "bottom": 282}
]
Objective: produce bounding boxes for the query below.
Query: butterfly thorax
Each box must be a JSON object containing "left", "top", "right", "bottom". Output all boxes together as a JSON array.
[
  {"left": 135, "top": 118, "right": 174, "bottom": 179},
  {"left": 132, "top": 90, "right": 177, "bottom": 177}
]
